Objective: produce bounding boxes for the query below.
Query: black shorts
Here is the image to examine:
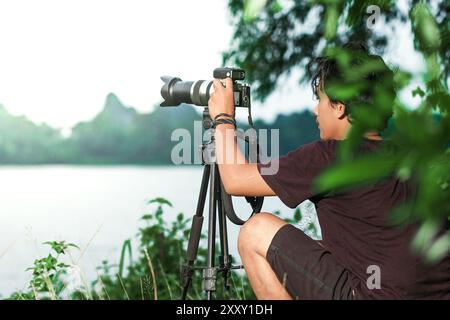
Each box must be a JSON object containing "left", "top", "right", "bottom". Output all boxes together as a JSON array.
[{"left": 266, "top": 224, "right": 357, "bottom": 300}]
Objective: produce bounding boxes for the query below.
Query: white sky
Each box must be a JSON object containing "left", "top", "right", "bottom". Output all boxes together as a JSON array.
[{"left": 0, "top": 0, "right": 426, "bottom": 132}]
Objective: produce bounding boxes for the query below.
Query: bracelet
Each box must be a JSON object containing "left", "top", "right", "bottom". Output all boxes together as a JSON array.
[
  {"left": 214, "top": 113, "right": 235, "bottom": 121},
  {"left": 214, "top": 118, "right": 236, "bottom": 127},
  {"left": 213, "top": 117, "right": 236, "bottom": 129}
]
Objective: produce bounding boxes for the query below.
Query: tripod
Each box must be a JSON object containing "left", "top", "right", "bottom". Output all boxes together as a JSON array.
[{"left": 180, "top": 108, "right": 263, "bottom": 300}]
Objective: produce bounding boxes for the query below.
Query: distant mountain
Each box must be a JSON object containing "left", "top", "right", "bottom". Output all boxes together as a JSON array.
[
  {"left": 0, "top": 94, "right": 319, "bottom": 164},
  {"left": 69, "top": 93, "right": 202, "bottom": 164}
]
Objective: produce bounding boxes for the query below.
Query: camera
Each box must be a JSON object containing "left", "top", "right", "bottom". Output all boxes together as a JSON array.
[{"left": 160, "top": 67, "right": 251, "bottom": 108}]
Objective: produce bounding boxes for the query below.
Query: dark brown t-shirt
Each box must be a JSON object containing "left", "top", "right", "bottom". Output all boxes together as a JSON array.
[{"left": 257, "top": 139, "right": 450, "bottom": 299}]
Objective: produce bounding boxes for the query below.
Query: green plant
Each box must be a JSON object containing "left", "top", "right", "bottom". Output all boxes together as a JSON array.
[
  {"left": 8, "top": 197, "right": 256, "bottom": 300},
  {"left": 77, "top": 197, "right": 256, "bottom": 300},
  {"left": 8, "top": 241, "right": 79, "bottom": 300}
]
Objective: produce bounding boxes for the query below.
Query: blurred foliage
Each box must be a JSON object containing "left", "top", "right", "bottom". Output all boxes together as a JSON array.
[
  {"left": 226, "top": 0, "right": 449, "bottom": 262},
  {"left": 225, "top": 0, "right": 410, "bottom": 100},
  {"left": 0, "top": 95, "right": 319, "bottom": 164}
]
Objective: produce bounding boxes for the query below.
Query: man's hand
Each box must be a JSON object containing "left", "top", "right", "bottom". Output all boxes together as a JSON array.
[
  {"left": 209, "top": 77, "right": 276, "bottom": 198},
  {"left": 208, "top": 78, "right": 235, "bottom": 119}
]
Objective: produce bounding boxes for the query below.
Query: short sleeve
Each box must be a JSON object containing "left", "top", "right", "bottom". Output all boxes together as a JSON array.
[{"left": 257, "top": 139, "right": 337, "bottom": 208}]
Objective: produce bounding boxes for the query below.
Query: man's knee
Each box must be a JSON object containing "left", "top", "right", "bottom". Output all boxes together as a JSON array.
[{"left": 238, "top": 212, "right": 286, "bottom": 258}]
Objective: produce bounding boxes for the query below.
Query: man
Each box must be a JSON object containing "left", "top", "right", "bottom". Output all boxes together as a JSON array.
[{"left": 207, "top": 44, "right": 450, "bottom": 299}]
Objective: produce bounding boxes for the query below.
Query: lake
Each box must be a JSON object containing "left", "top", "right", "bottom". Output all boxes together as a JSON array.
[{"left": 0, "top": 166, "right": 320, "bottom": 297}]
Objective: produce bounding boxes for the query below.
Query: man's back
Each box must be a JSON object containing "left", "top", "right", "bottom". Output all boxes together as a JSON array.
[{"left": 258, "top": 139, "right": 450, "bottom": 299}]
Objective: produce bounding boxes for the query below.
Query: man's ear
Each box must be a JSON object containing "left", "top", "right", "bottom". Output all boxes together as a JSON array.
[{"left": 334, "top": 102, "right": 346, "bottom": 119}]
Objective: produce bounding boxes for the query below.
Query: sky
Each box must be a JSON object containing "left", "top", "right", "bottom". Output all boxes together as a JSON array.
[{"left": 0, "top": 0, "right": 426, "bottom": 133}]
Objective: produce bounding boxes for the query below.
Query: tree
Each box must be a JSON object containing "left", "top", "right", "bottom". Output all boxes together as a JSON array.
[{"left": 224, "top": 0, "right": 449, "bottom": 262}]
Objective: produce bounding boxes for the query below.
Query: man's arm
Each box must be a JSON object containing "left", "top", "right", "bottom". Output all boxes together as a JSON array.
[
  {"left": 214, "top": 122, "right": 276, "bottom": 197},
  {"left": 207, "top": 77, "right": 275, "bottom": 197}
]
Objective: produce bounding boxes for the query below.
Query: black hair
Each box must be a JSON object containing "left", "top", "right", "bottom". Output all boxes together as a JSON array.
[{"left": 308, "top": 42, "right": 396, "bottom": 129}]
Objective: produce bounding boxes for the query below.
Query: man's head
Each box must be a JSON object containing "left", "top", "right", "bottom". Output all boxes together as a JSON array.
[{"left": 308, "top": 42, "right": 396, "bottom": 140}]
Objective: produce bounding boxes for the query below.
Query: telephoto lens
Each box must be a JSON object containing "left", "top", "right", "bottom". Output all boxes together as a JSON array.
[{"left": 160, "top": 76, "right": 213, "bottom": 107}]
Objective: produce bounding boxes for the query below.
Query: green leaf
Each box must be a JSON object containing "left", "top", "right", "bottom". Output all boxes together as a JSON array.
[
  {"left": 314, "top": 153, "right": 400, "bottom": 192},
  {"left": 326, "top": 82, "right": 365, "bottom": 101},
  {"left": 411, "top": 86, "right": 425, "bottom": 98},
  {"left": 119, "top": 239, "right": 133, "bottom": 278},
  {"left": 67, "top": 243, "right": 80, "bottom": 250},
  {"left": 141, "top": 214, "right": 153, "bottom": 220},
  {"left": 412, "top": 3, "right": 441, "bottom": 52},
  {"left": 270, "top": 0, "right": 282, "bottom": 14},
  {"left": 324, "top": 4, "right": 339, "bottom": 40},
  {"left": 425, "top": 232, "right": 450, "bottom": 264},
  {"left": 293, "top": 208, "right": 302, "bottom": 223},
  {"left": 393, "top": 69, "right": 412, "bottom": 90},
  {"left": 243, "top": 0, "right": 267, "bottom": 23},
  {"left": 148, "top": 197, "right": 172, "bottom": 207},
  {"left": 411, "top": 219, "right": 440, "bottom": 254}
]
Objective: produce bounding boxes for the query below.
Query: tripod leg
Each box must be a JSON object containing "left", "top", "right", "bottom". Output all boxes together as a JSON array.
[
  {"left": 217, "top": 169, "right": 232, "bottom": 293},
  {"left": 203, "top": 162, "right": 218, "bottom": 300},
  {"left": 181, "top": 164, "right": 210, "bottom": 300}
]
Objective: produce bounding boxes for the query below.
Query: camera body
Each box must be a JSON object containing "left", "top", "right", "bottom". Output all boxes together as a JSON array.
[
  {"left": 160, "top": 67, "right": 251, "bottom": 109},
  {"left": 213, "top": 68, "right": 251, "bottom": 109},
  {"left": 213, "top": 67, "right": 245, "bottom": 80}
]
